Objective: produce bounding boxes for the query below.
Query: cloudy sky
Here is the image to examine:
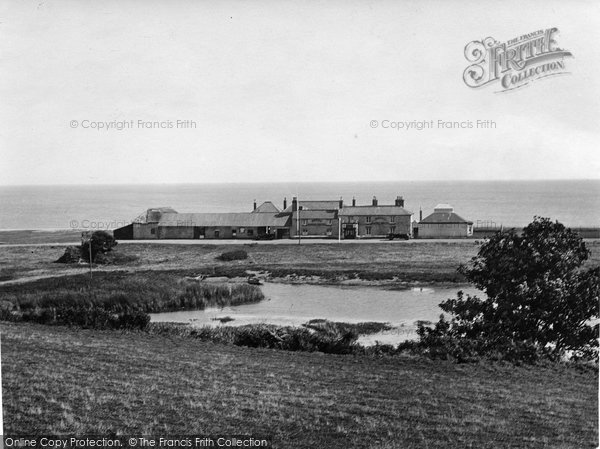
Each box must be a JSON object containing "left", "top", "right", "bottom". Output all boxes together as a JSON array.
[{"left": 1, "top": 0, "right": 599, "bottom": 185}]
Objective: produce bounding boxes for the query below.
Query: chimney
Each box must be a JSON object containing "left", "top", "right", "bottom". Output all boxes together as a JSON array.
[
  {"left": 292, "top": 196, "right": 298, "bottom": 212},
  {"left": 372, "top": 196, "right": 378, "bottom": 206},
  {"left": 395, "top": 196, "right": 404, "bottom": 207},
  {"left": 419, "top": 208, "right": 423, "bottom": 222},
  {"left": 283, "top": 197, "right": 287, "bottom": 210},
  {"left": 352, "top": 197, "right": 356, "bottom": 207},
  {"left": 253, "top": 200, "right": 257, "bottom": 211},
  {"left": 339, "top": 197, "right": 343, "bottom": 209}
]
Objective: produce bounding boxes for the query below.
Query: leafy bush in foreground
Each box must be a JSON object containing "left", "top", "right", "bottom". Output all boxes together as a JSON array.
[{"left": 406, "top": 217, "right": 600, "bottom": 363}]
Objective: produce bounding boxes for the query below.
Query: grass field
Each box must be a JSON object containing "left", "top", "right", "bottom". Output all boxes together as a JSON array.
[
  {"left": 2, "top": 322, "right": 597, "bottom": 448},
  {"left": 4, "top": 239, "right": 600, "bottom": 285},
  {"left": 0, "top": 240, "right": 504, "bottom": 284}
]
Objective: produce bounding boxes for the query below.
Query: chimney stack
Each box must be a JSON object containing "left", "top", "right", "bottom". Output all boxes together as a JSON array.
[
  {"left": 419, "top": 208, "right": 423, "bottom": 222},
  {"left": 372, "top": 196, "right": 378, "bottom": 206},
  {"left": 395, "top": 196, "right": 404, "bottom": 207},
  {"left": 283, "top": 197, "right": 287, "bottom": 210},
  {"left": 253, "top": 200, "right": 257, "bottom": 211},
  {"left": 292, "top": 196, "right": 298, "bottom": 212},
  {"left": 352, "top": 197, "right": 356, "bottom": 207},
  {"left": 339, "top": 197, "right": 343, "bottom": 209}
]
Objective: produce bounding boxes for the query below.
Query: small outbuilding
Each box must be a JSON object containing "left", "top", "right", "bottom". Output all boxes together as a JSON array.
[{"left": 418, "top": 204, "right": 473, "bottom": 238}]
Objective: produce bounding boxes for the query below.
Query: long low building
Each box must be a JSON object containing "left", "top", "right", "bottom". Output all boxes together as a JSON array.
[
  {"left": 114, "top": 195, "right": 413, "bottom": 240},
  {"left": 114, "top": 202, "right": 291, "bottom": 240}
]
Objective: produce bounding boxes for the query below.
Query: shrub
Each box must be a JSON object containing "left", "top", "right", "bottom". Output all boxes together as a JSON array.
[
  {"left": 409, "top": 217, "right": 600, "bottom": 363},
  {"left": 216, "top": 250, "right": 248, "bottom": 261},
  {"left": 55, "top": 231, "right": 118, "bottom": 264},
  {"left": 149, "top": 323, "right": 359, "bottom": 355},
  {"left": 55, "top": 246, "right": 82, "bottom": 264}
]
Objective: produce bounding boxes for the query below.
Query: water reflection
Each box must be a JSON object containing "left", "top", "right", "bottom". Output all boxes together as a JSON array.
[{"left": 151, "top": 283, "right": 480, "bottom": 345}]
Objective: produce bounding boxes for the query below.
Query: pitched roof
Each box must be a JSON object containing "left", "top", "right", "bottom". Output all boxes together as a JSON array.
[
  {"left": 157, "top": 212, "right": 290, "bottom": 227},
  {"left": 420, "top": 211, "right": 472, "bottom": 224},
  {"left": 282, "top": 200, "right": 340, "bottom": 213},
  {"left": 339, "top": 206, "right": 412, "bottom": 216},
  {"left": 252, "top": 201, "right": 280, "bottom": 213}
]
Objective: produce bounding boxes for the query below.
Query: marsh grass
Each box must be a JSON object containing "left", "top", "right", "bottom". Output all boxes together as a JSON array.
[
  {"left": 146, "top": 319, "right": 394, "bottom": 355},
  {"left": 148, "top": 322, "right": 359, "bottom": 355},
  {"left": 303, "top": 318, "right": 393, "bottom": 335},
  {"left": 0, "top": 271, "right": 263, "bottom": 328}
]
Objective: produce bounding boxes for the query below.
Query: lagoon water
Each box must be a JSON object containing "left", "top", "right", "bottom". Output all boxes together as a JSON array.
[
  {"left": 151, "top": 283, "right": 480, "bottom": 345},
  {"left": 0, "top": 180, "right": 598, "bottom": 230}
]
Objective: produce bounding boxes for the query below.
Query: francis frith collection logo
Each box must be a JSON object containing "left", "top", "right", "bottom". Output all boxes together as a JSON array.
[{"left": 463, "top": 28, "right": 573, "bottom": 92}]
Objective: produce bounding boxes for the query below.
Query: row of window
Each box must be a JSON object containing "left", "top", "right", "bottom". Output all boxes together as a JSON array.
[
  {"left": 300, "top": 217, "right": 401, "bottom": 224},
  {"left": 299, "top": 226, "right": 398, "bottom": 235},
  {"left": 232, "top": 228, "right": 254, "bottom": 236},
  {"left": 423, "top": 223, "right": 466, "bottom": 228},
  {"left": 150, "top": 227, "right": 255, "bottom": 236}
]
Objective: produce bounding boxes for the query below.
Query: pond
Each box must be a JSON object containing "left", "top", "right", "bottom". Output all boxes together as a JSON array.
[{"left": 151, "top": 283, "right": 481, "bottom": 345}]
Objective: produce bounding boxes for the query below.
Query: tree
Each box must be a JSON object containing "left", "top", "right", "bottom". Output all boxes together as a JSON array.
[
  {"left": 81, "top": 230, "right": 117, "bottom": 263},
  {"left": 418, "top": 217, "right": 599, "bottom": 362}
]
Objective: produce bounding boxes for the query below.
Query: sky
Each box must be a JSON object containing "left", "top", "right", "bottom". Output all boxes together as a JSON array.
[{"left": 1, "top": 0, "right": 599, "bottom": 185}]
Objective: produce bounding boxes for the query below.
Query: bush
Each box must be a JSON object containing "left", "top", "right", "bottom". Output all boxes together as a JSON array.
[
  {"left": 81, "top": 230, "right": 118, "bottom": 263},
  {"left": 149, "top": 323, "right": 359, "bottom": 355},
  {"left": 409, "top": 217, "right": 600, "bottom": 363},
  {"left": 55, "top": 246, "right": 82, "bottom": 264},
  {"left": 55, "top": 231, "right": 118, "bottom": 264},
  {"left": 216, "top": 250, "right": 248, "bottom": 261}
]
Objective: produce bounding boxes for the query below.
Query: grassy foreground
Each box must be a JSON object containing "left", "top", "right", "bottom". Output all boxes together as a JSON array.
[{"left": 2, "top": 322, "right": 597, "bottom": 448}]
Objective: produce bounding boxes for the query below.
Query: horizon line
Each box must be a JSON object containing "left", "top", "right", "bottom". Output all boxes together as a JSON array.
[{"left": 1, "top": 178, "right": 599, "bottom": 188}]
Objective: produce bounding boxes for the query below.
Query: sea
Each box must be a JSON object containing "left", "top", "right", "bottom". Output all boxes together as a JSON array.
[{"left": 0, "top": 180, "right": 598, "bottom": 230}]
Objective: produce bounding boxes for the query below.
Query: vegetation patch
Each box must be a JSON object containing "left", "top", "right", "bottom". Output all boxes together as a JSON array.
[
  {"left": 303, "top": 319, "right": 392, "bottom": 335},
  {"left": 402, "top": 218, "right": 600, "bottom": 364},
  {"left": 3, "top": 321, "right": 597, "bottom": 447},
  {"left": 216, "top": 249, "right": 248, "bottom": 261},
  {"left": 148, "top": 322, "right": 359, "bottom": 355},
  {"left": 55, "top": 230, "right": 117, "bottom": 264},
  {"left": 0, "top": 271, "right": 263, "bottom": 329}
]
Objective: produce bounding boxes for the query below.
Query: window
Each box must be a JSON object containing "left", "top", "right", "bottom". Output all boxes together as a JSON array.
[
  {"left": 366, "top": 226, "right": 371, "bottom": 235},
  {"left": 390, "top": 216, "right": 396, "bottom": 223},
  {"left": 247, "top": 229, "right": 254, "bottom": 236},
  {"left": 326, "top": 228, "right": 332, "bottom": 236},
  {"left": 150, "top": 228, "right": 156, "bottom": 235},
  {"left": 240, "top": 227, "right": 245, "bottom": 233},
  {"left": 232, "top": 229, "right": 237, "bottom": 237},
  {"left": 390, "top": 226, "right": 396, "bottom": 233},
  {"left": 302, "top": 219, "right": 308, "bottom": 225},
  {"left": 366, "top": 216, "right": 371, "bottom": 223},
  {"left": 302, "top": 229, "right": 308, "bottom": 236},
  {"left": 327, "top": 219, "right": 332, "bottom": 225}
]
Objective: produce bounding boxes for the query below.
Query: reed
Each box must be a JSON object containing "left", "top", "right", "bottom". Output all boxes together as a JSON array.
[{"left": 0, "top": 272, "right": 264, "bottom": 328}]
